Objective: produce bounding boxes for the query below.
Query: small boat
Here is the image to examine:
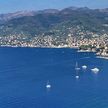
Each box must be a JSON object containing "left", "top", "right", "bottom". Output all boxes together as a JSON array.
[
  {"left": 91, "top": 68, "right": 99, "bottom": 73},
  {"left": 82, "top": 65, "right": 87, "bottom": 69},
  {"left": 75, "top": 75, "right": 79, "bottom": 79},
  {"left": 46, "top": 81, "right": 51, "bottom": 89},
  {"left": 75, "top": 62, "right": 80, "bottom": 79}
]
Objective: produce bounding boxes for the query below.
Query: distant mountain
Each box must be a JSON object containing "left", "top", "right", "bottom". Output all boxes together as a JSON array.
[
  {"left": 0, "top": 9, "right": 60, "bottom": 23},
  {"left": 98, "top": 8, "right": 108, "bottom": 14},
  {"left": 37, "top": 9, "right": 59, "bottom": 14},
  {"left": 0, "top": 11, "right": 36, "bottom": 24},
  {"left": 61, "top": 6, "right": 90, "bottom": 12},
  {"left": 0, "top": 7, "right": 108, "bottom": 38}
]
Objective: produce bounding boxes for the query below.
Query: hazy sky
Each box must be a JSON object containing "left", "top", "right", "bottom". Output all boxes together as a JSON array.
[{"left": 0, "top": 0, "right": 108, "bottom": 13}]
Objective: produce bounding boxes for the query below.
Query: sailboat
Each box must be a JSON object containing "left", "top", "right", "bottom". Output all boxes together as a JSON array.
[
  {"left": 75, "top": 75, "right": 79, "bottom": 79},
  {"left": 46, "top": 80, "right": 51, "bottom": 89},
  {"left": 75, "top": 62, "right": 80, "bottom": 79}
]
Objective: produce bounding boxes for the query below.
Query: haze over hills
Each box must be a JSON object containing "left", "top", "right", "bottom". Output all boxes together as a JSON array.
[
  {"left": 0, "top": 6, "right": 108, "bottom": 39},
  {"left": 0, "top": 7, "right": 108, "bottom": 22}
]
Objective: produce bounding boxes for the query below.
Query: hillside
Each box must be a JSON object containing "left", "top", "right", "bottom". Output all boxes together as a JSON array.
[{"left": 0, "top": 7, "right": 108, "bottom": 39}]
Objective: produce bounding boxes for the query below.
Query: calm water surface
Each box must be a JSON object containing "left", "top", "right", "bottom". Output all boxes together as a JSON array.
[{"left": 0, "top": 47, "right": 108, "bottom": 108}]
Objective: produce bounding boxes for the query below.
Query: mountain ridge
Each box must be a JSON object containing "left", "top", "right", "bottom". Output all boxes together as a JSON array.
[
  {"left": 0, "top": 6, "right": 108, "bottom": 23},
  {"left": 0, "top": 6, "right": 108, "bottom": 38}
]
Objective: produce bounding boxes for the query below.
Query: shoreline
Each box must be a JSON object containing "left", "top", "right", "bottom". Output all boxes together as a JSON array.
[
  {"left": 96, "top": 56, "right": 108, "bottom": 59},
  {"left": 77, "top": 50, "right": 95, "bottom": 53},
  {"left": 0, "top": 45, "right": 79, "bottom": 49}
]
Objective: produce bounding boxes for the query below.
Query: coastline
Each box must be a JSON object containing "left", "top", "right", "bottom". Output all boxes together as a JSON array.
[
  {"left": 96, "top": 56, "right": 108, "bottom": 59},
  {"left": 77, "top": 50, "right": 95, "bottom": 53},
  {"left": 0, "top": 45, "right": 79, "bottom": 49},
  {"left": 77, "top": 49, "right": 108, "bottom": 60}
]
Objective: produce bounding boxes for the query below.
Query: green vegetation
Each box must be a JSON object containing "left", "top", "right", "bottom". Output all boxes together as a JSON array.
[{"left": 79, "top": 45, "right": 92, "bottom": 50}]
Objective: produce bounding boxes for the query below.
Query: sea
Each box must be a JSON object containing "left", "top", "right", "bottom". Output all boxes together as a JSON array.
[{"left": 0, "top": 47, "right": 108, "bottom": 108}]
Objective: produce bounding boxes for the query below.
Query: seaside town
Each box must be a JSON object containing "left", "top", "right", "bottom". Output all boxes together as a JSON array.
[
  {"left": 0, "top": 6, "right": 108, "bottom": 59},
  {"left": 0, "top": 32, "right": 108, "bottom": 58}
]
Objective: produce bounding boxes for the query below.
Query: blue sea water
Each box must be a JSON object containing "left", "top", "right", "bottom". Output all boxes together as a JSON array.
[{"left": 0, "top": 47, "right": 108, "bottom": 108}]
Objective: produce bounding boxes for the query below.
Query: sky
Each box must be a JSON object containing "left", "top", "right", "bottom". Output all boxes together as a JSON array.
[{"left": 0, "top": 0, "right": 108, "bottom": 13}]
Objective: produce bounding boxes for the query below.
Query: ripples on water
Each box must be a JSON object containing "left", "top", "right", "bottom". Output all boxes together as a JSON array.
[{"left": 0, "top": 47, "right": 107, "bottom": 108}]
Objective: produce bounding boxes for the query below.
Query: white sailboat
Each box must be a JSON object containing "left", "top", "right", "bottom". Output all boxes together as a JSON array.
[
  {"left": 75, "top": 75, "right": 79, "bottom": 79},
  {"left": 75, "top": 62, "right": 80, "bottom": 79},
  {"left": 46, "top": 80, "right": 51, "bottom": 89}
]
